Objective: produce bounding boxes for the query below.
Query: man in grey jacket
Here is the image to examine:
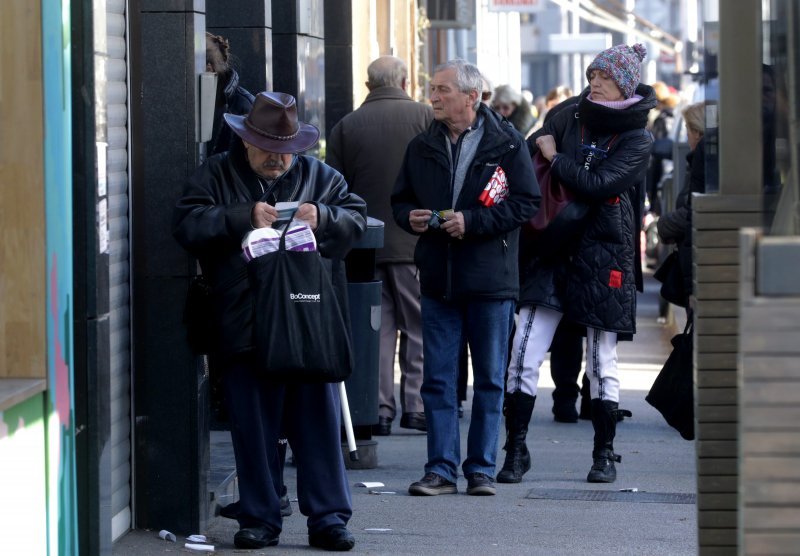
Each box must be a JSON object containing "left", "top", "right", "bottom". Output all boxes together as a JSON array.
[{"left": 327, "top": 56, "right": 433, "bottom": 435}]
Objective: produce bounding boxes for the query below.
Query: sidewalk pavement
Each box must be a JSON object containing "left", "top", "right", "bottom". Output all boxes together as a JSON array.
[{"left": 113, "top": 272, "right": 696, "bottom": 555}]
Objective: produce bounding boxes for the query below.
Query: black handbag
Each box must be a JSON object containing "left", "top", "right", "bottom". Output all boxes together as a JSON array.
[
  {"left": 247, "top": 225, "right": 354, "bottom": 383},
  {"left": 183, "top": 274, "right": 214, "bottom": 355},
  {"left": 654, "top": 250, "right": 689, "bottom": 308},
  {"left": 646, "top": 318, "right": 694, "bottom": 440}
]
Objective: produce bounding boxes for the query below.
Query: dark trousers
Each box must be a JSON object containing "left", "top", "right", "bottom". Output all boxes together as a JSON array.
[
  {"left": 222, "top": 354, "right": 352, "bottom": 535},
  {"left": 550, "top": 320, "right": 583, "bottom": 405}
]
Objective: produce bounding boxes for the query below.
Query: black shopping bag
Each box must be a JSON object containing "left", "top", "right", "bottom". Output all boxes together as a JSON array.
[
  {"left": 247, "top": 226, "right": 354, "bottom": 383},
  {"left": 646, "top": 319, "right": 694, "bottom": 440}
]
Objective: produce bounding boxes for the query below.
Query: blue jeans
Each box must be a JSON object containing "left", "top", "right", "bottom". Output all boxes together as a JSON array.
[{"left": 420, "top": 295, "right": 515, "bottom": 482}]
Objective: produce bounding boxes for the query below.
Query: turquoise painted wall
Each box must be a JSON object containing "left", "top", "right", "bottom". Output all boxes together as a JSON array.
[{"left": 42, "top": 1, "right": 78, "bottom": 554}]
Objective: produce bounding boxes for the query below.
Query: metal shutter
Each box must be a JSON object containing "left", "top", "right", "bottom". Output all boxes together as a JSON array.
[{"left": 106, "top": 0, "right": 132, "bottom": 541}]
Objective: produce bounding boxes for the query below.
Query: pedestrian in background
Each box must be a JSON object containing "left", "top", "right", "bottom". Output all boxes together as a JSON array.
[
  {"left": 492, "top": 84, "right": 536, "bottom": 138},
  {"left": 392, "top": 59, "right": 539, "bottom": 497},
  {"left": 657, "top": 101, "right": 706, "bottom": 307},
  {"left": 173, "top": 92, "right": 366, "bottom": 551},
  {"left": 327, "top": 55, "right": 433, "bottom": 436},
  {"left": 499, "top": 44, "right": 655, "bottom": 485},
  {"left": 205, "top": 32, "right": 255, "bottom": 156}
]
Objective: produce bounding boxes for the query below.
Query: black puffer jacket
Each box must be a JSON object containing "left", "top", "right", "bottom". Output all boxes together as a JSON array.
[
  {"left": 173, "top": 141, "right": 367, "bottom": 354},
  {"left": 522, "top": 84, "right": 655, "bottom": 337},
  {"left": 391, "top": 104, "right": 540, "bottom": 301}
]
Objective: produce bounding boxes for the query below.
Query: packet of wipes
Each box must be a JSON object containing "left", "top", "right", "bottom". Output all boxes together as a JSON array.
[{"left": 242, "top": 220, "right": 317, "bottom": 261}]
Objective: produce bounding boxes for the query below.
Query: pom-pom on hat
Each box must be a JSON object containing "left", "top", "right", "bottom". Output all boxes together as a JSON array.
[{"left": 586, "top": 43, "right": 647, "bottom": 99}]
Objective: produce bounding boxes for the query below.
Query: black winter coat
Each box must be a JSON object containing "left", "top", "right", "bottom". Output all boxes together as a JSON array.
[
  {"left": 522, "top": 84, "right": 656, "bottom": 337},
  {"left": 209, "top": 70, "right": 255, "bottom": 156},
  {"left": 173, "top": 141, "right": 367, "bottom": 355},
  {"left": 392, "top": 104, "right": 540, "bottom": 301}
]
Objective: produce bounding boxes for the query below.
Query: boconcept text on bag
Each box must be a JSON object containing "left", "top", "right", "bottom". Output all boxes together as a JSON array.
[{"left": 247, "top": 224, "right": 354, "bottom": 382}]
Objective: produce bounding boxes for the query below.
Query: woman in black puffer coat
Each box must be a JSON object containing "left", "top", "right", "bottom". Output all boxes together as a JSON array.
[{"left": 498, "top": 44, "right": 655, "bottom": 486}]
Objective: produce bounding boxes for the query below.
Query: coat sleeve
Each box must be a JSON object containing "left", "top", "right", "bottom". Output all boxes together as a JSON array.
[
  {"left": 550, "top": 129, "right": 652, "bottom": 202},
  {"left": 657, "top": 205, "right": 689, "bottom": 244},
  {"left": 172, "top": 160, "right": 254, "bottom": 259},
  {"left": 325, "top": 121, "right": 345, "bottom": 175}
]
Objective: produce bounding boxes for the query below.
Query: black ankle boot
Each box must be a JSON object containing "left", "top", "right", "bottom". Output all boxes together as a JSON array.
[
  {"left": 497, "top": 392, "right": 535, "bottom": 484},
  {"left": 587, "top": 399, "right": 621, "bottom": 483},
  {"left": 578, "top": 374, "right": 591, "bottom": 420}
]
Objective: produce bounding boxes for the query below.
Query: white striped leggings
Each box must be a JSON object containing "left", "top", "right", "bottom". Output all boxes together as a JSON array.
[{"left": 505, "top": 305, "right": 620, "bottom": 402}]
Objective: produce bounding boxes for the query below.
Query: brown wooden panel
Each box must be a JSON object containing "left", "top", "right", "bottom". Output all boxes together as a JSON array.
[
  {"left": 693, "top": 193, "right": 763, "bottom": 212},
  {"left": 696, "top": 405, "right": 738, "bottom": 422},
  {"left": 697, "top": 423, "right": 738, "bottom": 440},
  {"left": 739, "top": 406, "right": 800, "bottom": 428},
  {"left": 743, "top": 507, "right": 800, "bottom": 529},
  {"left": 695, "top": 230, "right": 740, "bottom": 248},
  {"left": 696, "top": 387, "right": 737, "bottom": 405},
  {"left": 694, "top": 247, "right": 740, "bottom": 265},
  {"left": 696, "top": 317, "right": 739, "bottom": 335},
  {"left": 694, "top": 264, "right": 739, "bottom": 283},
  {"left": 697, "top": 475, "right": 738, "bottom": 493},
  {"left": 697, "top": 370, "right": 737, "bottom": 388},
  {"left": 696, "top": 352, "right": 738, "bottom": 369},
  {"left": 743, "top": 382, "right": 800, "bottom": 405},
  {"left": 743, "top": 533, "right": 800, "bottom": 555},
  {"left": 697, "top": 493, "right": 738, "bottom": 510},
  {"left": 694, "top": 212, "right": 763, "bottom": 230},
  {"left": 742, "top": 482, "right": 800, "bottom": 505},
  {"left": 697, "top": 458, "right": 738, "bottom": 476},
  {"left": 697, "top": 440, "right": 738, "bottom": 458},
  {"left": 741, "top": 356, "right": 800, "bottom": 378},
  {"left": 742, "top": 457, "right": 800, "bottom": 481},
  {"left": 0, "top": 0, "right": 45, "bottom": 379},
  {"left": 742, "top": 430, "right": 800, "bottom": 455},
  {"left": 698, "top": 529, "right": 737, "bottom": 549},
  {"left": 695, "top": 335, "right": 738, "bottom": 354},
  {"left": 695, "top": 282, "right": 739, "bottom": 301},
  {"left": 695, "top": 301, "right": 739, "bottom": 318},
  {"left": 698, "top": 510, "right": 738, "bottom": 528}
]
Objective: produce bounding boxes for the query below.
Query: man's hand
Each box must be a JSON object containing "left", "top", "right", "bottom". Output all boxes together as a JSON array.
[
  {"left": 536, "top": 135, "right": 557, "bottom": 161},
  {"left": 251, "top": 202, "right": 279, "bottom": 228},
  {"left": 409, "top": 209, "right": 432, "bottom": 233},
  {"left": 295, "top": 203, "right": 318, "bottom": 230},
  {"left": 440, "top": 211, "right": 465, "bottom": 240}
]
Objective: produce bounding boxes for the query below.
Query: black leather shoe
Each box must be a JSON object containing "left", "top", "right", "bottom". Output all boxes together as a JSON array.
[
  {"left": 308, "top": 525, "right": 355, "bottom": 551},
  {"left": 399, "top": 412, "right": 427, "bottom": 431},
  {"left": 234, "top": 526, "right": 280, "bottom": 549},
  {"left": 466, "top": 472, "right": 496, "bottom": 496},
  {"left": 552, "top": 403, "right": 579, "bottom": 423},
  {"left": 372, "top": 416, "right": 392, "bottom": 436},
  {"left": 408, "top": 472, "right": 457, "bottom": 496}
]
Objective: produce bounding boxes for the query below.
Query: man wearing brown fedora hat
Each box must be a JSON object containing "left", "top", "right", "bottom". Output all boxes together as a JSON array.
[{"left": 174, "top": 91, "right": 367, "bottom": 551}]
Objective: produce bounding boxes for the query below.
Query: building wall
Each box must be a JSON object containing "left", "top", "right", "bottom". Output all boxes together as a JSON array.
[{"left": 0, "top": 0, "right": 78, "bottom": 553}]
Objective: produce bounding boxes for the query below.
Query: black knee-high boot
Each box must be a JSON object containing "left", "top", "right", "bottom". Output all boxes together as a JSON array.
[
  {"left": 587, "top": 399, "right": 622, "bottom": 483},
  {"left": 497, "top": 391, "right": 536, "bottom": 483}
]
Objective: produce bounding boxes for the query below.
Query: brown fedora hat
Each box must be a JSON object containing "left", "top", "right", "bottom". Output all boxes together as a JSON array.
[{"left": 224, "top": 92, "right": 320, "bottom": 154}]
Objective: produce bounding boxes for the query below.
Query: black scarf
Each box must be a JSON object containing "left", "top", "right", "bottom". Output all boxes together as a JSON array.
[{"left": 576, "top": 83, "right": 656, "bottom": 135}]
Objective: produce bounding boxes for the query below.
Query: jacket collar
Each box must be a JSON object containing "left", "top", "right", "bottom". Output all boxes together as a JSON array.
[
  {"left": 362, "top": 86, "right": 413, "bottom": 104},
  {"left": 577, "top": 83, "right": 656, "bottom": 135}
]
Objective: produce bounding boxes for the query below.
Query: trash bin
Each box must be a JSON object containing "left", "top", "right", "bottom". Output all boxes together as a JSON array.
[{"left": 342, "top": 217, "right": 383, "bottom": 469}]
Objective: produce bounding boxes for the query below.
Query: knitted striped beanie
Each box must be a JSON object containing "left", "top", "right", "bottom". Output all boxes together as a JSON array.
[{"left": 586, "top": 43, "right": 647, "bottom": 99}]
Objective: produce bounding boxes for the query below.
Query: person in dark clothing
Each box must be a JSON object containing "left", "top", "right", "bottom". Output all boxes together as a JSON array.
[
  {"left": 173, "top": 92, "right": 366, "bottom": 551},
  {"left": 205, "top": 32, "right": 256, "bottom": 156},
  {"left": 327, "top": 55, "right": 433, "bottom": 436},
  {"left": 498, "top": 44, "right": 655, "bottom": 485},
  {"left": 392, "top": 59, "right": 539, "bottom": 497},
  {"left": 492, "top": 84, "right": 536, "bottom": 138},
  {"left": 657, "top": 101, "right": 706, "bottom": 305},
  {"left": 644, "top": 82, "right": 678, "bottom": 217}
]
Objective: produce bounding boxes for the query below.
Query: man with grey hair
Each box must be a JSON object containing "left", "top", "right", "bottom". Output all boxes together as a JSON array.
[
  {"left": 392, "top": 59, "right": 540, "bottom": 496},
  {"left": 327, "top": 56, "right": 433, "bottom": 436}
]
